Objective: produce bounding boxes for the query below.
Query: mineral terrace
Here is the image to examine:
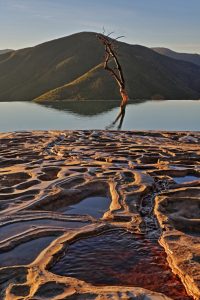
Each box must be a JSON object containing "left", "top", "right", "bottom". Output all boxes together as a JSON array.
[{"left": 0, "top": 130, "right": 199, "bottom": 300}]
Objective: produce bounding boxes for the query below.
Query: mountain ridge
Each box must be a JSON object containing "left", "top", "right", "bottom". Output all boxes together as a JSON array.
[
  {"left": 0, "top": 32, "right": 200, "bottom": 101},
  {"left": 152, "top": 47, "right": 200, "bottom": 66}
]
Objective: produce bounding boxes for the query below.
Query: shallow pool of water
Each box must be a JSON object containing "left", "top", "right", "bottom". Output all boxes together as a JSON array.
[
  {"left": 0, "top": 236, "right": 55, "bottom": 267},
  {"left": 60, "top": 196, "right": 110, "bottom": 218},
  {"left": 173, "top": 175, "right": 199, "bottom": 184},
  {"left": 0, "top": 220, "right": 87, "bottom": 241},
  {"left": 50, "top": 230, "right": 191, "bottom": 300}
]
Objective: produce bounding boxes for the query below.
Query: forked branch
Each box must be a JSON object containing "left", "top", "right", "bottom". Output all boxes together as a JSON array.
[{"left": 97, "top": 32, "right": 129, "bottom": 129}]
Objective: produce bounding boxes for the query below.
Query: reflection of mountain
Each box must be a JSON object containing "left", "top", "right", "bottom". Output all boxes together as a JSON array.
[
  {"left": 1, "top": 32, "right": 200, "bottom": 101},
  {"left": 0, "top": 49, "right": 13, "bottom": 55},
  {"left": 38, "top": 100, "right": 149, "bottom": 116}
]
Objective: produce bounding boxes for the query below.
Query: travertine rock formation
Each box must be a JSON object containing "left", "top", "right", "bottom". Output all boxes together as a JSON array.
[{"left": 0, "top": 130, "right": 199, "bottom": 300}]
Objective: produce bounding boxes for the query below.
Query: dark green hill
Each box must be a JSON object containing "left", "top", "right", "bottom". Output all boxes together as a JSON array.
[
  {"left": 152, "top": 47, "right": 200, "bottom": 66},
  {"left": 35, "top": 63, "right": 121, "bottom": 101},
  {"left": 0, "top": 32, "right": 200, "bottom": 101}
]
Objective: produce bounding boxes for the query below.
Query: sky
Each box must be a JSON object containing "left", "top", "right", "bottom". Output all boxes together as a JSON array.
[{"left": 0, "top": 0, "right": 199, "bottom": 53}]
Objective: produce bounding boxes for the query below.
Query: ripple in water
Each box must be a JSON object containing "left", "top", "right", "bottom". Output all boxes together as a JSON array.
[{"left": 50, "top": 230, "right": 192, "bottom": 300}]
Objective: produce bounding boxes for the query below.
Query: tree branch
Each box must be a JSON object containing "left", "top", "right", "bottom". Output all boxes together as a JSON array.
[{"left": 97, "top": 33, "right": 129, "bottom": 107}]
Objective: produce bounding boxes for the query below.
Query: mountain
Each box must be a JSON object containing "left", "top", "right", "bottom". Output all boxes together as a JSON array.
[
  {"left": 0, "top": 32, "right": 200, "bottom": 101},
  {"left": 0, "top": 49, "right": 13, "bottom": 55},
  {"left": 152, "top": 47, "right": 200, "bottom": 66}
]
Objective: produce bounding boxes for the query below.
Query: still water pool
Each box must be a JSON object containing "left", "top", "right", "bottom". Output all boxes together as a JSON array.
[{"left": 0, "top": 100, "right": 199, "bottom": 132}]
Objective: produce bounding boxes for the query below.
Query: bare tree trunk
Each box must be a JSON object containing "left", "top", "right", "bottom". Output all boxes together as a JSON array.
[{"left": 97, "top": 33, "right": 129, "bottom": 129}]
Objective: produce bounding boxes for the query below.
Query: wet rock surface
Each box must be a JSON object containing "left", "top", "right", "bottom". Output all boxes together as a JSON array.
[{"left": 0, "top": 130, "right": 199, "bottom": 300}]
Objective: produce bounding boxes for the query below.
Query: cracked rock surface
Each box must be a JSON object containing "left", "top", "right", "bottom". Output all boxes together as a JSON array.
[{"left": 0, "top": 130, "right": 199, "bottom": 300}]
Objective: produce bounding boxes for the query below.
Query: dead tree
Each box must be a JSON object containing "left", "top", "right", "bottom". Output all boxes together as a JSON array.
[{"left": 97, "top": 32, "right": 129, "bottom": 129}]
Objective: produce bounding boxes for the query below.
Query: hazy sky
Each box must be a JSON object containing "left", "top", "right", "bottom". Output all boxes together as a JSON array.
[{"left": 0, "top": 0, "right": 199, "bottom": 53}]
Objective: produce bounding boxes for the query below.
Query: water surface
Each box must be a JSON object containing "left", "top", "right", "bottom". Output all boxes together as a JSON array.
[
  {"left": 173, "top": 175, "right": 199, "bottom": 184},
  {"left": 0, "top": 236, "right": 55, "bottom": 267},
  {"left": 0, "top": 100, "right": 199, "bottom": 132},
  {"left": 50, "top": 230, "right": 191, "bottom": 300},
  {"left": 61, "top": 196, "right": 110, "bottom": 218}
]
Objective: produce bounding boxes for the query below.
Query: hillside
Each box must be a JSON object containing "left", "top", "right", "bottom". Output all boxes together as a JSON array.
[
  {"left": 0, "top": 32, "right": 200, "bottom": 101},
  {"left": 152, "top": 47, "right": 200, "bottom": 66}
]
